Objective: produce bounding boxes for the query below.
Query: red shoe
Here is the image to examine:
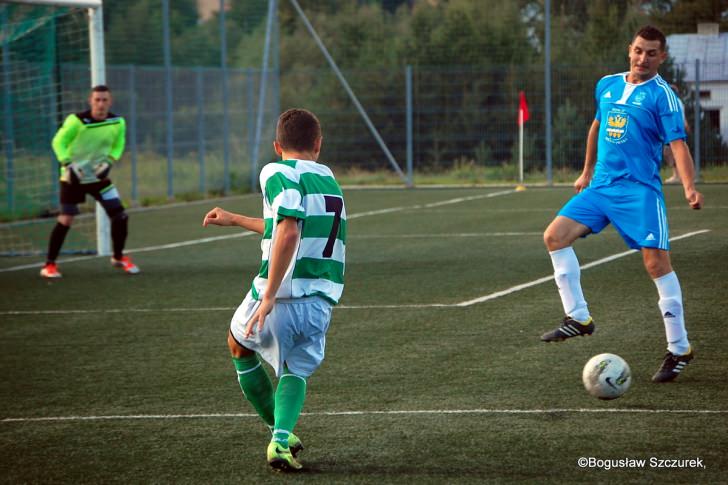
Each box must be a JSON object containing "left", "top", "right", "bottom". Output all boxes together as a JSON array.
[
  {"left": 111, "top": 256, "right": 140, "bottom": 274},
  {"left": 40, "top": 262, "right": 62, "bottom": 279}
]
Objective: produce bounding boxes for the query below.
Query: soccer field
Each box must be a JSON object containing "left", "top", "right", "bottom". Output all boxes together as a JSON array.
[{"left": 1, "top": 185, "right": 727, "bottom": 483}]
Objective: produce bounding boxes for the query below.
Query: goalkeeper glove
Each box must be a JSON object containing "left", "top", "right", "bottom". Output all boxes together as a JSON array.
[
  {"left": 60, "top": 162, "right": 82, "bottom": 184},
  {"left": 94, "top": 161, "right": 111, "bottom": 180}
]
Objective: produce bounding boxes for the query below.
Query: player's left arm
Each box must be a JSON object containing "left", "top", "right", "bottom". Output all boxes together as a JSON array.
[
  {"left": 669, "top": 139, "right": 703, "bottom": 210},
  {"left": 109, "top": 118, "right": 126, "bottom": 162},
  {"left": 244, "top": 216, "right": 300, "bottom": 337},
  {"left": 659, "top": 90, "right": 702, "bottom": 210}
]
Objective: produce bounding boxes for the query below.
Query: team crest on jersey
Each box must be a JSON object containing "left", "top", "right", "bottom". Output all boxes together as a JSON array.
[
  {"left": 606, "top": 108, "right": 629, "bottom": 143},
  {"left": 633, "top": 91, "right": 646, "bottom": 105}
]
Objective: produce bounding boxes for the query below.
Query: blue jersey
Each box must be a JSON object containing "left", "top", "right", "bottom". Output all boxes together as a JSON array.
[{"left": 592, "top": 72, "right": 686, "bottom": 192}]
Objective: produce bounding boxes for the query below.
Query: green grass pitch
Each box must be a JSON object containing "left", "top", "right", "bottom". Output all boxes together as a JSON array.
[{"left": 1, "top": 185, "right": 727, "bottom": 483}]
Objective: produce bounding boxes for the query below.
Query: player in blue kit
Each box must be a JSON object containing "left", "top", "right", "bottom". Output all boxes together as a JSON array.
[{"left": 539, "top": 26, "right": 703, "bottom": 383}]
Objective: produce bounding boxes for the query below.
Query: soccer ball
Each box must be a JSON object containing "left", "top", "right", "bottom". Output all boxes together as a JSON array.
[{"left": 582, "top": 353, "right": 632, "bottom": 400}]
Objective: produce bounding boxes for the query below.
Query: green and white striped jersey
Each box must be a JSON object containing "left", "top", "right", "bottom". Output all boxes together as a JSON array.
[{"left": 249, "top": 159, "right": 346, "bottom": 305}]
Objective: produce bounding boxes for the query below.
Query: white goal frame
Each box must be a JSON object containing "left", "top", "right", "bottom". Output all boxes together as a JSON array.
[{"left": 6, "top": 0, "right": 110, "bottom": 256}]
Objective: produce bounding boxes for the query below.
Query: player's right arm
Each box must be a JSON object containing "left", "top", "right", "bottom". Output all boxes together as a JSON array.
[
  {"left": 574, "top": 119, "right": 600, "bottom": 193},
  {"left": 244, "top": 215, "right": 300, "bottom": 338},
  {"left": 202, "top": 207, "right": 264, "bottom": 234},
  {"left": 51, "top": 114, "right": 81, "bottom": 164}
]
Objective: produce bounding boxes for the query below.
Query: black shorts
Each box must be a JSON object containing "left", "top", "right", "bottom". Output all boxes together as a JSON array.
[{"left": 59, "top": 179, "right": 124, "bottom": 216}]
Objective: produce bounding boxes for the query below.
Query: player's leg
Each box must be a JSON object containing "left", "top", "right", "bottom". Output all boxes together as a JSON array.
[
  {"left": 609, "top": 183, "right": 693, "bottom": 382},
  {"left": 541, "top": 200, "right": 604, "bottom": 341},
  {"left": 93, "top": 182, "right": 139, "bottom": 274},
  {"left": 228, "top": 295, "right": 303, "bottom": 466},
  {"left": 642, "top": 248, "right": 694, "bottom": 382},
  {"left": 272, "top": 368, "right": 307, "bottom": 448},
  {"left": 267, "top": 298, "right": 331, "bottom": 471},
  {"left": 227, "top": 330, "right": 276, "bottom": 427},
  {"left": 41, "top": 182, "right": 82, "bottom": 278},
  {"left": 266, "top": 368, "right": 306, "bottom": 472},
  {"left": 544, "top": 215, "right": 593, "bottom": 321}
]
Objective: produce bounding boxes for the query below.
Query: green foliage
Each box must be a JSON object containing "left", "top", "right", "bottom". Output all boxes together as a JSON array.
[
  {"left": 551, "top": 99, "right": 586, "bottom": 170},
  {"left": 106, "top": 0, "right": 201, "bottom": 65}
]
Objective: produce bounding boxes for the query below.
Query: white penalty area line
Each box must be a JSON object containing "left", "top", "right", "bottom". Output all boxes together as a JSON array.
[
  {"left": 3, "top": 407, "right": 726, "bottom": 423},
  {"left": 0, "top": 189, "right": 518, "bottom": 274},
  {"left": 344, "top": 229, "right": 712, "bottom": 309},
  {"left": 344, "top": 189, "right": 517, "bottom": 219},
  {"left": 0, "top": 229, "right": 711, "bottom": 317},
  {"left": 351, "top": 232, "right": 542, "bottom": 239}
]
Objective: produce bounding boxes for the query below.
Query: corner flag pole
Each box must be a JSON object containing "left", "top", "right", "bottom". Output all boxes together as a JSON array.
[
  {"left": 518, "top": 108, "right": 524, "bottom": 185},
  {"left": 516, "top": 91, "right": 528, "bottom": 191}
]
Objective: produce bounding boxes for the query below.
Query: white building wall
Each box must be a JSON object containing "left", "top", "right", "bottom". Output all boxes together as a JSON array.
[{"left": 688, "top": 81, "right": 728, "bottom": 143}]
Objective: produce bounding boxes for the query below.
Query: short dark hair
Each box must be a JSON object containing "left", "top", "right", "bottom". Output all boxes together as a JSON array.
[
  {"left": 91, "top": 85, "right": 111, "bottom": 93},
  {"left": 632, "top": 25, "right": 666, "bottom": 51},
  {"left": 276, "top": 108, "right": 321, "bottom": 152}
]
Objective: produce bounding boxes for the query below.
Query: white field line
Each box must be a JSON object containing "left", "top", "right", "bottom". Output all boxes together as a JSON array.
[
  {"left": 351, "top": 232, "right": 542, "bottom": 239},
  {"left": 0, "top": 190, "right": 518, "bottom": 273},
  {"left": 3, "top": 407, "right": 726, "bottom": 423},
  {"left": 345, "top": 229, "right": 711, "bottom": 309},
  {"left": 0, "top": 230, "right": 711, "bottom": 316}
]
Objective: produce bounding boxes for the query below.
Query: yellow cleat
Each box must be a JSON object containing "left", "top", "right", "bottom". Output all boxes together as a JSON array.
[{"left": 267, "top": 441, "right": 303, "bottom": 472}]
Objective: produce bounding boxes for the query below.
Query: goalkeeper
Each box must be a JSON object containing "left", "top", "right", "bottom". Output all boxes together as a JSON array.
[{"left": 40, "top": 85, "right": 139, "bottom": 278}]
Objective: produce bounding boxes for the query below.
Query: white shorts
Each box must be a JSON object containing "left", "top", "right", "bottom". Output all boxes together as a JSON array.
[{"left": 230, "top": 293, "right": 332, "bottom": 377}]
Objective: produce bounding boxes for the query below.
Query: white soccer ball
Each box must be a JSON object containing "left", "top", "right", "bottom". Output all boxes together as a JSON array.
[{"left": 582, "top": 353, "right": 632, "bottom": 400}]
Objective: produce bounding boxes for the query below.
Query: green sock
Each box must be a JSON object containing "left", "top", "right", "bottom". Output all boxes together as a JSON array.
[
  {"left": 232, "top": 354, "right": 274, "bottom": 427},
  {"left": 272, "top": 370, "right": 307, "bottom": 448}
]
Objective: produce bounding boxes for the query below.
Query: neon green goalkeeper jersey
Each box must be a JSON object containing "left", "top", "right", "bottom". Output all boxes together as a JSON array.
[
  {"left": 250, "top": 159, "right": 346, "bottom": 305},
  {"left": 52, "top": 110, "right": 126, "bottom": 183}
]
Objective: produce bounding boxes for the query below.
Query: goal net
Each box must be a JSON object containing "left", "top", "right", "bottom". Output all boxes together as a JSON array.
[{"left": 0, "top": 1, "right": 100, "bottom": 256}]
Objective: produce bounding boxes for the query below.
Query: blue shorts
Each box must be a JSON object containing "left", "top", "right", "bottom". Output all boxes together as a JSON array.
[
  {"left": 558, "top": 179, "right": 670, "bottom": 250},
  {"left": 230, "top": 293, "right": 332, "bottom": 377}
]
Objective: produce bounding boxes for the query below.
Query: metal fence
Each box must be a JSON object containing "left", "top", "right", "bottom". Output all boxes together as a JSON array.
[
  {"left": 83, "top": 61, "right": 728, "bottom": 204},
  {"left": 2, "top": 2, "right": 728, "bottom": 219}
]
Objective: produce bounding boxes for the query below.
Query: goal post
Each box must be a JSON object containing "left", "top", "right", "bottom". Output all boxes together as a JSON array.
[{"left": 1, "top": 0, "right": 111, "bottom": 256}]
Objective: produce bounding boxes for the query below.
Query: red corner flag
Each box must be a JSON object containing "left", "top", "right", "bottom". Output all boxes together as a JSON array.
[{"left": 518, "top": 91, "right": 530, "bottom": 125}]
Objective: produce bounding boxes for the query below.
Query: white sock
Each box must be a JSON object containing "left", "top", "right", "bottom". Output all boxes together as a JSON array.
[
  {"left": 549, "top": 247, "right": 590, "bottom": 323},
  {"left": 654, "top": 271, "right": 690, "bottom": 355}
]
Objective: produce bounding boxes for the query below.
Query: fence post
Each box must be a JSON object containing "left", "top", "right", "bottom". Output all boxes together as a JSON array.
[
  {"left": 162, "top": 0, "right": 174, "bottom": 199},
  {"left": 196, "top": 67, "right": 206, "bottom": 195},
  {"left": 220, "top": 0, "right": 230, "bottom": 195},
  {"left": 247, "top": 68, "right": 256, "bottom": 191},
  {"left": 405, "top": 64, "right": 413, "bottom": 188},
  {"left": 694, "top": 58, "right": 701, "bottom": 181},
  {"left": 49, "top": 16, "right": 59, "bottom": 207},
  {"left": 544, "top": 0, "right": 552, "bottom": 185},
  {"left": 252, "top": 0, "right": 277, "bottom": 194},
  {"left": 128, "top": 65, "right": 138, "bottom": 203},
  {"left": 2, "top": 14, "right": 14, "bottom": 214}
]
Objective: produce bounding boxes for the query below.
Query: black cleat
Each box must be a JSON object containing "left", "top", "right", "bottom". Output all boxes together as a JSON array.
[
  {"left": 541, "top": 316, "right": 595, "bottom": 342},
  {"left": 652, "top": 348, "right": 694, "bottom": 383}
]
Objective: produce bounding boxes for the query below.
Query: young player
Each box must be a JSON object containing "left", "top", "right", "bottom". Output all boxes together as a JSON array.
[
  {"left": 202, "top": 108, "right": 346, "bottom": 471},
  {"left": 539, "top": 26, "right": 703, "bottom": 383},
  {"left": 40, "top": 85, "right": 139, "bottom": 278}
]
